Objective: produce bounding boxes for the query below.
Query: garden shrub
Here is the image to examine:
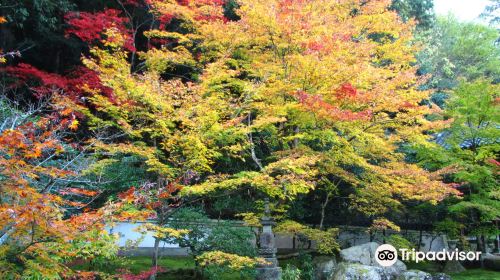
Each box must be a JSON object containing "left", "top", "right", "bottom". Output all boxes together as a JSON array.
[{"left": 282, "top": 264, "right": 302, "bottom": 280}]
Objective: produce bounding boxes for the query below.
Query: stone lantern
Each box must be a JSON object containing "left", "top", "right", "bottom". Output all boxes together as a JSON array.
[{"left": 256, "top": 199, "right": 282, "bottom": 280}]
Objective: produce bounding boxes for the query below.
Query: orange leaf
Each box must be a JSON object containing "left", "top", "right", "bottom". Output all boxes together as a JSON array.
[{"left": 69, "top": 119, "right": 79, "bottom": 130}]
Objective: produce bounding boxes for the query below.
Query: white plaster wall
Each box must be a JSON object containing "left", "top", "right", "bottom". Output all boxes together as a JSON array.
[{"left": 108, "top": 222, "right": 180, "bottom": 248}]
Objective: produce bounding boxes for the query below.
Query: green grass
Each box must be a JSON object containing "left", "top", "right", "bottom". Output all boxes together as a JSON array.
[
  {"left": 126, "top": 256, "right": 194, "bottom": 274},
  {"left": 405, "top": 261, "right": 442, "bottom": 273},
  {"left": 450, "top": 269, "right": 500, "bottom": 280},
  {"left": 71, "top": 256, "right": 250, "bottom": 280},
  {"left": 129, "top": 256, "right": 251, "bottom": 280},
  {"left": 405, "top": 261, "right": 500, "bottom": 280},
  {"left": 69, "top": 256, "right": 194, "bottom": 277}
]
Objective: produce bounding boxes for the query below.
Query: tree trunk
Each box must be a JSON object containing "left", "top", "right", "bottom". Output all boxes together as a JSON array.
[
  {"left": 496, "top": 234, "right": 500, "bottom": 254},
  {"left": 476, "top": 235, "right": 484, "bottom": 253},
  {"left": 405, "top": 215, "right": 409, "bottom": 236},
  {"left": 150, "top": 237, "right": 160, "bottom": 280},
  {"left": 495, "top": 221, "right": 500, "bottom": 253},
  {"left": 429, "top": 234, "right": 438, "bottom": 251},
  {"left": 319, "top": 193, "right": 330, "bottom": 230},
  {"left": 152, "top": 237, "right": 160, "bottom": 266},
  {"left": 55, "top": 50, "right": 61, "bottom": 73},
  {"left": 418, "top": 225, "right": 423, "bottom": 251},
  {"left": 477, "top": 235, "right": 485, "bottom": 268},
  {"left": 248, "top": 114, "right": 263, "bottom": 170},
  {"left": 293, "top": 126, "right": 299, "bottom": 148},
  {"left": 481, "top": 235, "right": 487, "bottom": 253}
]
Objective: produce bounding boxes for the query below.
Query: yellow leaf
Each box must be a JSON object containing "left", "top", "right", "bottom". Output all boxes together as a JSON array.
[{"left": 69, "top": 119, "right": 79, "bottom": 130}]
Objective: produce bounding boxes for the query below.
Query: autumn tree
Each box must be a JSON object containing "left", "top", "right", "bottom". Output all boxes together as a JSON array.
[
  {"left": 58, "top": 0, "right": 259, "bottom": 271},
  {"left": 0, "top": 91, "right": 143, "bottom": 278},
  {"left": 67, "top": 0, "right": 461, "bottom": 247},
  {"left": 0, "top": 18, "right": 155, "bottom": 278},
  {"left": 182, "top": 0, "right": 459, "bottom": 233}
]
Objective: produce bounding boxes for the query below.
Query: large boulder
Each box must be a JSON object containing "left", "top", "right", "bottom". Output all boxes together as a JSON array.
[
  {"left": 340, "top": 242, "right": 379, "bottom": 265},
  {"left": 442, "top": 260, "right": 465, "bottom": 274},
  {"left": 331, "top": 262, "right": 383, "bottom": 280},
  {"left": 314, "top": 255, "right": 337, "bottom": 280},
  {"left": 397, "top": 270, "right": 432, "bottom": 280},
  {"left": 339, "top": 242, "right": 407, "bottom": 276},
  {"left": 483, "top": 253, "right": 500, "bottom": 271},
  {"left": 431, "top": 273, "right": 451, "bottom": 280},
  {"left": 331, "top": 262, "right": 408, "bottom": 280}
]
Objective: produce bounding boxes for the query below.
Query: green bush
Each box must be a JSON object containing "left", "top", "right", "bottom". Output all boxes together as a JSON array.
[
  {"left": 168, "top": 208, "right": 256, "bottom": 257},
  {"left": 387, "top": 234, "right": 414, "bottom": 252},
  {"left": 297, "top": 253, "right": 315, "bottom": 280},
  {"left": 167, "top": 208, "right": 257, "bottom": 279},
  {"left": 282, "top": 264, "right": 302, "bottom": 280},
  {"left": 434, "top": 219, "right": 463, "bottom": 240}
]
